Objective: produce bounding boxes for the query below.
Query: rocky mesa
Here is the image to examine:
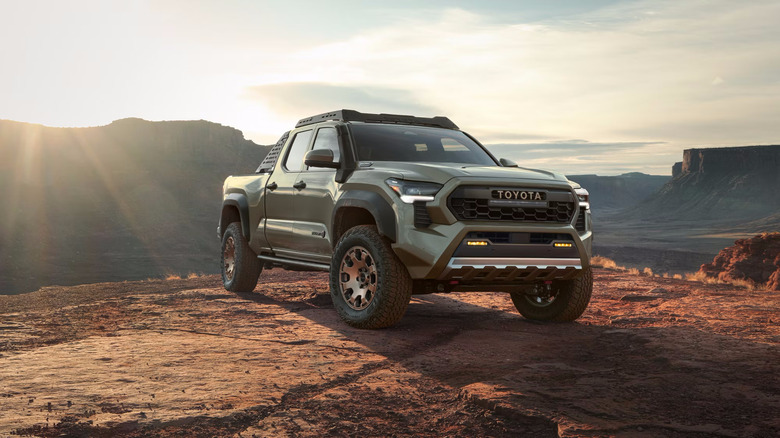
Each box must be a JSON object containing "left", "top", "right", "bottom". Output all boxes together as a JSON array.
[
  {"left": 0, "top": 119, "right": 271, "bottom": 294},
  {"left": 649, "top": 145, "right": 780, "bottom": 222},
  {"left": 596, "top": 145, "right": 780, "bottom": 271}
]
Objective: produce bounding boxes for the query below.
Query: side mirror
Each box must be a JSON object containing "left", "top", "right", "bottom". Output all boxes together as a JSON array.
[
  {"left": 305, "top": 149, "right": 340, "bottom": 169},
  {"left": 499, "top": 158, "right": 519, "bottom": 167}
]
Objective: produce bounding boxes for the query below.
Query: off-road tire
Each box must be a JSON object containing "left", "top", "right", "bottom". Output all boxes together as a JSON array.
[
  {"left": 511, "top": 267, "right": 593, "bottom": 321},
  {"left": 221, "top": 222, "right": 262, "bottom": 292},
  {"left": 330, "top": 225, "right": 412, "bottom": 329}
]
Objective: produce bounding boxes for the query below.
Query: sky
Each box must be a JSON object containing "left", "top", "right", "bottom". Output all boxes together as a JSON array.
[{"left": 1, "top": 0, "right": 779, "bottom": 175}]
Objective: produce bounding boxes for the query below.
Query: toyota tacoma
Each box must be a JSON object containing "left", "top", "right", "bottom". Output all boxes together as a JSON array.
[{"left": 219, "top": 110, "right": 592, "bottom": 329}]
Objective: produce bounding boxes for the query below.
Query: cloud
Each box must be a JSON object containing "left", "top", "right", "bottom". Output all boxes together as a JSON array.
[
  {"left": 236, "top": 1, "right": 780, "bottom": 170},
  {"left": 8, "top": 0, "right": 775, "bottom": 170},
  {"left": 246, "top": 1, "right": 780, "bottom": 148},
  {"left": 246, "top": 82, "right": 440, "bottom": 119}
]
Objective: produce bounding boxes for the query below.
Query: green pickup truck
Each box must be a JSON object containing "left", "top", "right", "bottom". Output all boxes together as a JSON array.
[{"left": 219, "top": 110, "right": 592, "bottom": 329}]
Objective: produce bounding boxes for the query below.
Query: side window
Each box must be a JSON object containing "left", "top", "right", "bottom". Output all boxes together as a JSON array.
[
  {"left": 283, "top": 130, "right": 313, "bottom": 172},
  {"left": 311, "top": 127, "right": 340, "bottom": 163}
]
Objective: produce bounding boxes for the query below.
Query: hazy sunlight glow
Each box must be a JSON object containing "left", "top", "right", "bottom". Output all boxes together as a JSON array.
[
  {"left": 71, "top": 131, "right": 168, "bottom": 272},
  {"left": 1, "top": 0, "right": 778, "bottom": 175}
]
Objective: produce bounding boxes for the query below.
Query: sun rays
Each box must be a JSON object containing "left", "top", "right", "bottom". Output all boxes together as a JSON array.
[{"left": 0, "top": 120, "right": 195, "bottom": 292}]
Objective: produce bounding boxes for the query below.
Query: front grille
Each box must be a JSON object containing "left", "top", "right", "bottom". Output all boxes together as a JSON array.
[
  {"left": 467, "top": 231, "right": 511, "bottom": 244},
  {"left": 449, "top": 197, "right": 574, "bottom": 223},
  {"left": 529, "top": 233, "right": 574, "bottom": 244},
  {"left": 575, "top": 207, "right": 586, "bottom": 232}
]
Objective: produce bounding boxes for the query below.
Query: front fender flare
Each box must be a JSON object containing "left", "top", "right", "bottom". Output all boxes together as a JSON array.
[{"left": 333, "top": 191, "right": 397, "bottom": 242}]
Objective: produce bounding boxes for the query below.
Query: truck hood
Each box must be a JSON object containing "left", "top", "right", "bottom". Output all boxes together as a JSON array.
[{"left": 366, "top": 162, "right": 571, "bottom": 185}]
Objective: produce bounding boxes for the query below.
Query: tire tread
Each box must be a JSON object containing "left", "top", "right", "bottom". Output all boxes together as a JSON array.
[
  {"left": 330, "top": 225, "right": 412, "bottom": 329},
  {"left": 511, "top": 267, "right": 593, "bottom": 322},
  {"left": 222, "top": 222, "right": 262, "bottom": 292},
  {"left": 552, "top": 267, "right": 593, "bottom": 322}
]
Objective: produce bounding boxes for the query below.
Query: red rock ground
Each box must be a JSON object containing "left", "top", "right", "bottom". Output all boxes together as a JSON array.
[{"left": 1, "top": 268, "right": 778, "bottom": 437}]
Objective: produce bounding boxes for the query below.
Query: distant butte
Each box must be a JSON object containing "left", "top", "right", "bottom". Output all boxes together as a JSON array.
[
  {"left": 679, "top": 144, "right": 780, "bottom": 176},
  {"left": 635, "top": 144, "right": 780, "bottom": 222}
]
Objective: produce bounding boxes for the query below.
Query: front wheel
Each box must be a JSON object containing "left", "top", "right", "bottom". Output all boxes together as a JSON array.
[
  {"left": 511, "top": 268, "right": 593, "bottom": 321},
  {"left": 221, "top": 222, "right": 262, "bottom": 292},
  {"left": 330, "top": 225, "right": 412, "bottom": 329}
]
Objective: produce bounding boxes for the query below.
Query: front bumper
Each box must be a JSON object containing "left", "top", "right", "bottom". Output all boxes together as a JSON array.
[
  {"left": 390, "top": 177, "right": 592, "bottom": 284},
  {"left": 439, "top": 257, "right": 582, "bottom": 283}
]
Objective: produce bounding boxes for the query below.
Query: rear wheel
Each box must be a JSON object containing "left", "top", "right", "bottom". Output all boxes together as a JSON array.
[
  {"left": 330, "top": 225, "right": 412, "bottom": 329},
  {"left": 221, "top": 222, "right": 262, "bottom": 292},
  {"left": 511, "top": 268, "right": 593, "bottom": 321}
]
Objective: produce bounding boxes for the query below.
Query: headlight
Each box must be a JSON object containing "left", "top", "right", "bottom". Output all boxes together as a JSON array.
[
  {"left": 575, "top": 187, "right": 590, "bottom": 209},
  {"left": 385, "top": 178, "right": 442, "bottom": 204}
]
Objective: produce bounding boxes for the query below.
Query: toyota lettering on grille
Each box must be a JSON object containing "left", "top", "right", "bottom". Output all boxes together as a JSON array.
[{"left": 491, "top": 190, "right": 547, "bottom": 201}]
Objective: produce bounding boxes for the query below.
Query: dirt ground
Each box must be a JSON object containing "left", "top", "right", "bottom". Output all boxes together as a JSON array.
[{"left": 1, "top": 268, "right": 778, "bottom": 437}]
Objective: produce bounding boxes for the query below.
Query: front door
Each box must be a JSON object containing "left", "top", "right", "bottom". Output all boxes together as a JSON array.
[
  {"left": 292, "top": 126, "right": 341, "bottom": 261},
  {"left": 263, "top": 129, "right": 312, "bottom": 258}
]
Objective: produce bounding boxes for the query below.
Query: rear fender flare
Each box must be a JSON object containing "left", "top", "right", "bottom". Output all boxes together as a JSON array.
[{"left": 222, "top": 193, "right": 251, "bottom": 238}]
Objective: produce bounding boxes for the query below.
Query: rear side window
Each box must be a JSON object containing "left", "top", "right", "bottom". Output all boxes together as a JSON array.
[{"left": 284, "top": 130, "right": 313, "bottom": 171}]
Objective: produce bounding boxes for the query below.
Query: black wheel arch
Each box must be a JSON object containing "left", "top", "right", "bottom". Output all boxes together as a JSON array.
[
  {"left": 221, "top": 193, "right": 251, "bottom": 238},
  {"left": 333, "top": 191, "right": 397, "bottom": 244}
]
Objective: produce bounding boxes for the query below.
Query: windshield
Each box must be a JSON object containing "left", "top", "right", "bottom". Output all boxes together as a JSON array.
[{"left": 349, "top": 123, "right": 497, "bottom": 166}]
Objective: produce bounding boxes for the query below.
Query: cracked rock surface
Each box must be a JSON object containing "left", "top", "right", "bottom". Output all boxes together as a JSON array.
[{"left": 1, "top": 269, "right": 778, "bottom": 437}]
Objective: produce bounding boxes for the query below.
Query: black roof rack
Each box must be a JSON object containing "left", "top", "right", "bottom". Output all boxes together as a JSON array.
[{"left": 295, "top": 109, "right": 459, "bottom": 130}]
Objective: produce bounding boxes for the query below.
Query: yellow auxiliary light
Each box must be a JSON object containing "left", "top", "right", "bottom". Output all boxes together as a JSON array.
[
  {"left": 467, "top": 240, "right": 490, "bottom": 246},
  {"left": 554, "top": 242, "right": 573, "bottom": 248}
]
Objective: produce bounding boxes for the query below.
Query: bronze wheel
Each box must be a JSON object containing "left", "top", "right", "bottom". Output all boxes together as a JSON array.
[
  {"left": 339, "top": 246, "right": 378, "bottom": 310},
  {"left": 220, "top": 222, "right": 262, "bottom": 292},
  {"left": 223, "top": 236, "right": 236, "bottom": 281},
  {"left": 330, "top": 225, "right": 412, "bottom": 329}
]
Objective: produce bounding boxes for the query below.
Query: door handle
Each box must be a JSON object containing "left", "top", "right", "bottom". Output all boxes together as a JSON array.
[
  {"left": 293, "top": 180, "right": 307, "bottom": 190},
  {"left": 267, "top": 182, "right": 278, "bottom": 191}
]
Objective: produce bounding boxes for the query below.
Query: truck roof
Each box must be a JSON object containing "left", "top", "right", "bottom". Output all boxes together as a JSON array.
[{"left": 295, "top": 109, "right": 459, "bottom": 130}]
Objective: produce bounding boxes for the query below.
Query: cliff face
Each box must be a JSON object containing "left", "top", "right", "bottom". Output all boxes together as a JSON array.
[
  {"left": 0, "top": 119, "right": 271, "bottom": 294},
  {"left": 698, "top": 233, "right": 780, "bottom": 290},
  {"left": 681, "top": 146, "right": 780, "bottom": 175},
  {"left": 634, "top": 145, "right": 780, "bottom": 222},
  {"left": 672, "top": 162, "right": 682, "bottom": 178}
]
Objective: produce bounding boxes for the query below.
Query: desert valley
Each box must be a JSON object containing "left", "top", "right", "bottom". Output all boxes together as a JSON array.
[
  {"left": 1, "top": 119, "right": 778, "bottom": 436},
  {"left": 3, "top": 0, "right": 780, "bottom": 436},
  {"left": 1, "top": 119, "right": 778, "bottom": 293}
]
